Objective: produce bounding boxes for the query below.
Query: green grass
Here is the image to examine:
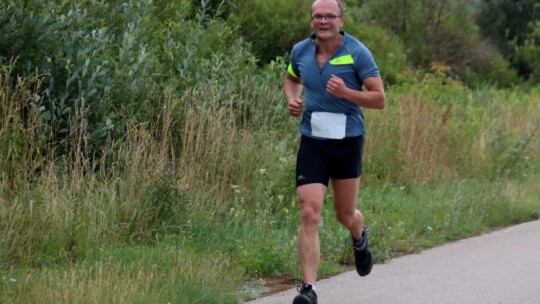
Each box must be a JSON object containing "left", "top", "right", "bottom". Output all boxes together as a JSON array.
[
  {"left": 311, "top": 176, "right": 540, "bottom": 266},
  {"left": 1, "top": 177, "right": 538, "bottom": 303},
  {"left": 1, "top": 244, "right": 241, "bottom": 304},
  {"left": 1, "top": 42, "right": 539, "bottom": 303}
]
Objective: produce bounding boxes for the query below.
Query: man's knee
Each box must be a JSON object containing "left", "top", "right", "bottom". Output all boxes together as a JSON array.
[
  {"left": 336, "top": 209, "right": 355, "bottom": 226},
  {"left": 297, "top": 184, "right": 325, "bottom": 227},
  {"left": 300, "top": 202, "right": 321, "bottom": 227}
]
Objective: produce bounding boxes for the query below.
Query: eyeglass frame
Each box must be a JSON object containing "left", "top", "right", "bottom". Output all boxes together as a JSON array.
[{"left": 310, "top": 14, "right": 342, "bottom": 22}]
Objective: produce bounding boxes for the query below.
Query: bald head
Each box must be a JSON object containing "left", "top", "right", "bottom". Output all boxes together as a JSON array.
[{"left": 311, "top": 0, "right": 344, "bottom": 16}]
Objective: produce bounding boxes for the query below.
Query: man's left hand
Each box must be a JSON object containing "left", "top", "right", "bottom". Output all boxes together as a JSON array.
[{"left": 326, "top": 74, "right": 349, "bottom": 99}]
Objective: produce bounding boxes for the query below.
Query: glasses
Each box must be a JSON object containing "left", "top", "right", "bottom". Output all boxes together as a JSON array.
[{"left": 311, "top": 14, "right": 342, "bottom": 22}]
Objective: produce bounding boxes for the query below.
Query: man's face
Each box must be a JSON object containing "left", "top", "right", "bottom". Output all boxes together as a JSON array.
[{"left": 310, "top": 0, "right": 344, "bottom": 40}]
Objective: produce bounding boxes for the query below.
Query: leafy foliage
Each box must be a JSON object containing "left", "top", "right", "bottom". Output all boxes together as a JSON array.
[
  {"left": 476, "top": 0, "right": 540, "bottom": 81},
  {"left": 343, "top": 21, "right": 411, "bottom": 86},
  {"left": 0, "top": 1, "right": 539, "bottom": 302},
  {"left": 0, "top": 0, "right": 257, "bottom": 156},
  {"left": 512, "top": 20, "right": 540, "bottom": 83},
  {"left": 228, "top": 0, "right": 313, "bottom": 64},
  {"left": 349, "top": 0, "right": 520, "bottom": 86}
]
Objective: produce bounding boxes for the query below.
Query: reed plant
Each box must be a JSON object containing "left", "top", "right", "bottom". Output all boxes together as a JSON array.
[
  {"left": 1, "top": 1, "right": 539, "bottom": 302},
  {"left": 1, "top": 57, "right": 539, "bottom": 303},
  {"left": 364, "top": 70, "right": 540, "bottom": 185}
]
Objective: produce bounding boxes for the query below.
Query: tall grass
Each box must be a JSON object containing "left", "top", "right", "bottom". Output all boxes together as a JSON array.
[
  {"left": 0, "top": 62, "right": 48, "bottom": 193},
  {"left": 0, "top": 61, "right": 293, "bottom": 301},
  {"left": 1, "top": 61, "right": 539, "bottom": 302},
  {"left": 364, "top": 73, "right": 540, "bottom": 185},
  {"left": 1, "top": 245, "right": 242, "bottom": 303},
  {"left": 2, "top": 1, "right": 538, "bottom": 302}
]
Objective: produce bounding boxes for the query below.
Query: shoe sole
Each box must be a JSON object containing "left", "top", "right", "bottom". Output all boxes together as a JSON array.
[
  {"left": 358, "top": 264, "right": 372, "bottom": 276},
  {"left": 293, "top": 295, "right": 314, "bottom": 304}
]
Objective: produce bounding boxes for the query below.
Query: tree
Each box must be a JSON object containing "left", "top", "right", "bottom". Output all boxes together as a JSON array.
[
  {"left": 476, "top": 0, "right": 540, "bottom": 80},
  {"left": 350, "top": 0, "right": 518, "bottom": 86},
  {"left": 228, "top": 0, "right": 312, "bottom": 64},
  {"left": 513, "top": 20, "right": 540, "bottom": 82}
]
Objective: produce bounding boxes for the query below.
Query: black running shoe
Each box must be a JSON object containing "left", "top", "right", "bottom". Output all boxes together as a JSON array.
[
  {"left": 352, "top": 228, "right": 373, "bottom": 277},
  {"left": 293, "top": 283, "right": 318, "bottom": 304}
]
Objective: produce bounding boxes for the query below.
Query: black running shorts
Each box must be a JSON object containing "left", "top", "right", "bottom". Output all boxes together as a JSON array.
[{"left": 296, "top": 135, "right": 365, "bottom": 187}]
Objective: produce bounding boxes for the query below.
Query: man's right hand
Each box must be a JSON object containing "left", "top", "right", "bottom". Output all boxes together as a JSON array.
[{"left": 288, "top": 98, "right": 304, "bottom": 117}]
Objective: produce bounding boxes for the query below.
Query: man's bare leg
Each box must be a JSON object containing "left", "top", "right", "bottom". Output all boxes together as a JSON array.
[
  {"left": 332, "top": 178, "right": 363, "bottom": 240},
  {"left": 332, "top": 177, "right": 373, "bottom": 277},
  {"left": 297, "top": 183, "right": 326, "bottom": 283}
]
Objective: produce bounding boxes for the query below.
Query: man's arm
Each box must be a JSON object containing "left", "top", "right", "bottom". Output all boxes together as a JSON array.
[
  {"left": 284, "top": 73, "right": 304, "bottom": 117},
  {"left": 326, "top": 75, "right": 386, "bottom": 110}
]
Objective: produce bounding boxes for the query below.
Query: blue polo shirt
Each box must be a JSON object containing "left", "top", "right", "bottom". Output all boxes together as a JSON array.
[{"left": 288, "top": 32, "right": 380, "bottom": 139}]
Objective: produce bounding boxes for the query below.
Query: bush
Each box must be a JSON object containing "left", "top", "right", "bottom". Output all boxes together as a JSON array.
[
  {"left": 349, "top": 0, "right": 520, "bottom": 87},
  {"left": 0, "top": 0, "right": 258, "bottom": 157},
  {"left": 229, "top": 0, "right": 312, "bottom": 64},
  {"left": 343, "top": 21, "right": 411, "bottom": 86}
]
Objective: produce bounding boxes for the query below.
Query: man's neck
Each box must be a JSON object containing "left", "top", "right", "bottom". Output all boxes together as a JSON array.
[{"left": 315, "top": 34, "right": 343, "bottom": 56}]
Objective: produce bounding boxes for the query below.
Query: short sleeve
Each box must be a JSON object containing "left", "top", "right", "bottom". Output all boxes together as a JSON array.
[
  {"left": 288, "top": 45, "right": 301, "bottom": 78},
  {"left": 355, "top": 46, "right": 379, "bottom": 82}
]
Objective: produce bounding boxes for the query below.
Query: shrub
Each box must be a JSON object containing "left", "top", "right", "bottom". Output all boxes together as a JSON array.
[
  {"left": 349, "top": 0, "right": 520, "bottom": 87},
  {"left": 229, "top": 0, "right": 312, "bottom": 64},
  {"left": 0, "top": 0, "right": 258, "bottom": 157}
]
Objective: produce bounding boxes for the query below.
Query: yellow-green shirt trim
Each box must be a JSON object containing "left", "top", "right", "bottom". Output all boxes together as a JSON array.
[
  {"left": 329, "top": 54, "right": 354, "bottom": 65},
  {"left": 287, "top": 63, "right": 298, "bottom": 78}
]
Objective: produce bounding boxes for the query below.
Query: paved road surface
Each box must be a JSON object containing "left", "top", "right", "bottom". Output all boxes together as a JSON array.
[{"left": 249, "top": 220, "right": 540, "bottom": 304}]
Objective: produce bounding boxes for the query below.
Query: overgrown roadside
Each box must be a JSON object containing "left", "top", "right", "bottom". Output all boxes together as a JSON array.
[{"left": 1, "top": 1, "right": 540, "bottom": 303}]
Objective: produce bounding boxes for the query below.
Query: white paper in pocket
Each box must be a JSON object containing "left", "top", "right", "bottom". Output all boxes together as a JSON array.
[{"left": 311, "top": 112, "right": 346, "bottom": 139}]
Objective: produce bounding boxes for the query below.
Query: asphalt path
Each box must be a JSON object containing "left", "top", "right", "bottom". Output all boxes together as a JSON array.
[{"left": 249, "top": 220, "right": 540, "bottom": 304}]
